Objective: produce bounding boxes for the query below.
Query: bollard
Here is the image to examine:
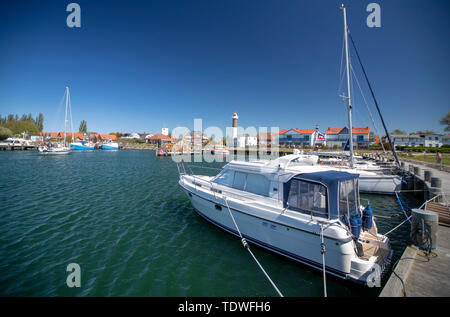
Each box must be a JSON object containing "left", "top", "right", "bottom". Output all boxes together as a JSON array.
[
  {"left": 414, "top": 166, "right": 421, "bottom": 176},
  {"left": 409, "top": 165, "right": 414, "bottom": 173},
  {"left": 431, "top": 177, "right": 442, "bottom": 202},
  {"left": 424, "top": 170, "right": 432, "bottom": 182},
  {"left": 431, "top": 177, "right": 442, "bottom": 189}
]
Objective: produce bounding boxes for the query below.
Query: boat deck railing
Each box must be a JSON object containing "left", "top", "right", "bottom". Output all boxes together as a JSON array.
[{"left": 176, "top": 161, "right": 260, "bottom": 203}]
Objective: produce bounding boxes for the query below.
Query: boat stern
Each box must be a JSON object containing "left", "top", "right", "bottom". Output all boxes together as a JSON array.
[{"left": 348, "top": 232, "right": 393, "bottom": 286}]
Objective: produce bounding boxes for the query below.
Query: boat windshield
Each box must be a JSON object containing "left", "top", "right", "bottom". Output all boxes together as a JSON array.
[{"left": 339, "top": 179, "right": 359, "bottom": 217}]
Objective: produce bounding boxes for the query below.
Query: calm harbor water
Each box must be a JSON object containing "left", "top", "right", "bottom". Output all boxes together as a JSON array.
[{"left": 0, "top": 150, "right": 418, "bottom": 296}]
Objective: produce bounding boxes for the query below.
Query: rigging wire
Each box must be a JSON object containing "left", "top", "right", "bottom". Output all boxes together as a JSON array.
[
  {"left": 338, "top": 33, "right": 346, "bottom": 96},
  {"left": 350, "top": 63, "right": 387, "bottom": 155},
  {"left": 347, "top": 30, "right": 401, "bottom": 167}
]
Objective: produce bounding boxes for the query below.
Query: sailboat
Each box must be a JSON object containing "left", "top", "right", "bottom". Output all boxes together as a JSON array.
[
  {"left": 297, "top": 6, "right": 404, "bottom": 195},
  {"left": 38, "top": 87, "right": 73, "bottom": 155},
  {"left": 176, "top": 5, "right": 393, "bottom": 286}
]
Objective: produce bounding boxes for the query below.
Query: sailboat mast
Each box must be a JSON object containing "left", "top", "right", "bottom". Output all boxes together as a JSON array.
[
  {"left": 64, "top": 86, "right": 69, "bottom": 147},
  {"left": 342, "top": 4, "right": 354, "bottom": 168},
  {"left": 67, "top": 87, "right": 74, "bottom": 143}
]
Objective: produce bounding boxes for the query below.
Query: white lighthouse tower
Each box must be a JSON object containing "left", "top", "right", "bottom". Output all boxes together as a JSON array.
[{"left": 232, "top": 112, "right": 238, "bottom": 147}]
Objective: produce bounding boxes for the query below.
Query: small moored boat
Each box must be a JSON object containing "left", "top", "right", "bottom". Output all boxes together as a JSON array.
[
  {"left": 71, "top": 140, "right": 95, "bottom": 150},
  {"left": 101, "top": 139, "right": 119, "bottom": 150}
]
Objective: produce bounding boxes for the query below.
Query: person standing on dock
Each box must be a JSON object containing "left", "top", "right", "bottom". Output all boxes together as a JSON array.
[{"left": 436, "top": 151, "right": 442, "bottom": 171}]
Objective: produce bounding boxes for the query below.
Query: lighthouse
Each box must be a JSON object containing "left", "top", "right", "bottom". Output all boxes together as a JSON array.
[{"left": 232, "top": 112, "right": 238, "bottom": 147}]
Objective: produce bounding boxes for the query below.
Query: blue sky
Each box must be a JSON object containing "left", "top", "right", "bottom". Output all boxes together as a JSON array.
[{"left": 0, "top": 0, "right": 449, "bottom": 135}]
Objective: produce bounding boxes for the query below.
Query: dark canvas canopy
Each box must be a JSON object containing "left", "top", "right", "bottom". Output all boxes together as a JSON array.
[{"left": 285, "top": 170, "right": 360, "bottom": 220}]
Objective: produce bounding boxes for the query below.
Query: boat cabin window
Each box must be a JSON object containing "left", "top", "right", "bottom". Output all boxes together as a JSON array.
[
  {"left": 213, "top": 170, "right": 270, "bottom": 197},
  {"left": 245, "top": 173, "right": 271, "bottom": 196},
  {"left": 286, "top": 179, "right": 328, "bottom": 218},
  {"left": 233, "top": 171, "right": 246, "bottom": 191},
  {"left": 339, "top": 179, "right": 359, "bottom": 217},
  {"left": 213, "top": 169, "right": 235, "bottom": 187}
]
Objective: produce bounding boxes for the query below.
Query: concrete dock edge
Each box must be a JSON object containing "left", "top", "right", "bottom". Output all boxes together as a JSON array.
[{"left": 379, "top": 245, "right": 418, "bottom": 297}]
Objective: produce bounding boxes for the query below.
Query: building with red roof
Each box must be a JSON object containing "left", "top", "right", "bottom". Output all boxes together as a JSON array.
[
  {"left": 325, "top": 127, "right": 370, "bottom": 148},
  {"left": 147, "top": 133, "right": 173, "bottom": 144},
  {"left": 278, "top": 128, "right": 324, "bottom": 147}
]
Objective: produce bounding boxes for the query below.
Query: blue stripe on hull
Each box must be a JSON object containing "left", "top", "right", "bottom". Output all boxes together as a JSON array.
[
  {"left": 101, "top": 145, "right": 118, "bottom": 150},
  {"left": 71, "top": 145, "right": 94, "bottom": 150}
]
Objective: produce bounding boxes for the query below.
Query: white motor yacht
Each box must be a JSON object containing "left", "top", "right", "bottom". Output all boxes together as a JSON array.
[{"left": 177, "top": 154, "right": 393, "bottom": 285}]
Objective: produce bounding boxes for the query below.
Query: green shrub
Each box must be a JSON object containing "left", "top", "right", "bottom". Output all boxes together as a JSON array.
[
  {"left": 396, "top": 146, "right": 450, "bottom": 153},
  {"left": 0, "top": 126, "right": 13, "bottom": 140}
]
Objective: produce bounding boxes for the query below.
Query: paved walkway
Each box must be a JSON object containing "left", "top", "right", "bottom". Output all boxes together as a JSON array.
[
  {"left": 401, "top": 159, "right": 450, "bottom": 194},
  {"left": 380, "top": 225, "right": 450, "bottom": 297}
]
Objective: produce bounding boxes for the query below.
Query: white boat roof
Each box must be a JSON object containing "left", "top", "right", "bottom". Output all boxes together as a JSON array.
[{"left": 224, "top": 154, "right": 378, "bottom": 182}]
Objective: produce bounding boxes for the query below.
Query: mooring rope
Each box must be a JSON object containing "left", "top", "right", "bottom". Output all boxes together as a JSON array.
[
  {"left": 223, "top": 197, "right": 284, "bottom": 297},
  {"left": 383, "top": 215, "right": 412, "bottom": 236},
  {"left": 320, "top": 224, "right": 327, "bottom": 297}
]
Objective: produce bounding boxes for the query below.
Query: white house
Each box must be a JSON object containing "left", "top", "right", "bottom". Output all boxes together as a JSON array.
[
  {"left": 391, "top": 134, "right": 423, "bottom": 147},
  {"left": 392, "top": 134, "right": 443, "bottom": 148},
  {"left": 443, "top": 134, "right": 450, "bottom": 146},
  {"left": 237, "top": 134, "right": 258, "bottom": 147},
  {"left": 30, "top": 135, "right": 43, "bottom": 142},
  {"left": 122, "top": 132, "right": 141, "bottom": 139},
  {"left": 424, "top": 134, "right": 443, "bottom": 148},
  {"left": 161, "top": 128, "right": 169, "bottom": 136}
]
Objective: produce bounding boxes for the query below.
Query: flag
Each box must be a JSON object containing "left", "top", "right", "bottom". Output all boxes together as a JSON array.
[
  {"left": 316, "top": 132, "right": 325, "bottom": 141},
  {"left": 343, "top": 139, "right": 350, "bottom": 151}
]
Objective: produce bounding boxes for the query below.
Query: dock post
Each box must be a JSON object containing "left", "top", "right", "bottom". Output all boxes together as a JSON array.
[
  {"left": 431, "top": 177, "right": 442, "bottom": 202},
  {"left": 424, "top": 170, "right": 432, "bottom": 183}
]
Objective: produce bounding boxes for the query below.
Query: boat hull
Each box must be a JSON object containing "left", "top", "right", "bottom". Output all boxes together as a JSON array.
[
  {"left": 358, "top": 175, "right": 402, "bottom": 195},
  {"left": 38, "top": 147, "right": 71, "bottom": 155},
  {"left": 71, "top": 143, "right": 95, "bottom": 150},
  {"left": 101, "top": 143, "right": 119, "bottom": 150},
  {"left": 179, "top": 175, "right": 392, "bottom": 285}
]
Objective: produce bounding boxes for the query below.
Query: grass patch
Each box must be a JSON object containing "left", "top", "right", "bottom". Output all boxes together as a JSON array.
[{"left": 398, "top": 153, "right": 450, "bottom": 166}]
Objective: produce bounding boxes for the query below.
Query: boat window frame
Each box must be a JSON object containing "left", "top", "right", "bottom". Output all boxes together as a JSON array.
[
  {"left": 213, "top": 169, "right": 271, "bottom": 198},
  {"left": 212, "top": 168, "right": 235, "bottom": 187},
  {"left": 284, "top": 177, "right": 330, "bottom": 220},
  {"left": 338, "top": 178, "right": 360, "bottom": 220}
]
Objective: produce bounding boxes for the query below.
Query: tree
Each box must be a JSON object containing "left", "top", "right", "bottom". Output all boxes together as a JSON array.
[
  {"left": 79, "top": 120, "right": 87, "bottom": 133},
  {"left": 35, "top": 113, "right": 44, "bottom": 132},
  {"left": 440, "top": 111, "right": 450, "bottom": 132},
  {"left": 0, "top": 126, "right": 12, "bottom": 140},
  {"left": 415, "top": 130, "right": 435, "bottom": 135},
  {"left": 2, "top": 120, "right": 40, "bottom": 135},
  {"left": 391, "top": 129, "right": 406, "bottom": 135}
]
